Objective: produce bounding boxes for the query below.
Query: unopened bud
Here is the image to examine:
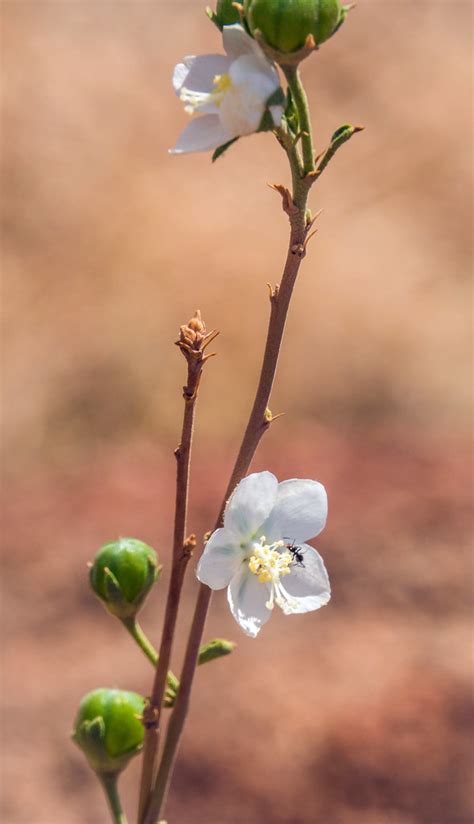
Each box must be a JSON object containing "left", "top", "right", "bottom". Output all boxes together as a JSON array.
[
  {"left": 72, "top": 688, "right": 145, "bottom": 775},
  {"left": 187, "top": 309, "right": 206, "bottom": 335},
  {"left": 244, "top": 0, "right": 347, "bottom": 58},
  {"left": 217, "top": 0, "right": 241, "bottom": 26},
  {"left": 90, "top": 538, "right": 160, "bottom": 620}
]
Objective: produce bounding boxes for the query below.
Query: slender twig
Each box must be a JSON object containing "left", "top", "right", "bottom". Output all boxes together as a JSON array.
[
  {"left": 121, "top": 617, "right": 179, "bottom": 694},
  {"left": 138, "top": 313, "right": 217, "bottom": 823},
  {"left": 98, "top": 774, "right": 128, "bottom": 824},
  {"left": 121, "top": 618, "right": 159, "bottom": 667},
  {"left": 274, "top": 125, "right": 303, "bottom": 195},
  {"left": 144, "top": 118, "right": 316, "bottom": 822},
  {"left": 283, "top": 65, "right": 315, "bottom": 175}
]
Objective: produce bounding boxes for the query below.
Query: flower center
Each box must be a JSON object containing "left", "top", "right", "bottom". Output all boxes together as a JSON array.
[
  {"left": 213, "top": 73, "right": 232, "bottom": 99},
  {"left": 248, "top": 537, "right": 299, "bottom": 612},
  {"left": 180, "top": 73, "right": 232, "bottom": 114}
]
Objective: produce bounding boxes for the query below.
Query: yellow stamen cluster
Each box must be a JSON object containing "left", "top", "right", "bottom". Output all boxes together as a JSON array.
[
  {"left": 181, "top": 73, "right": 232, "bottom": 115},
  {"left": 248, "top": 540, "right": 293, "bottom": 584},
  {"left": 213, "top": 73, "right": 232, "bottom": 97}
]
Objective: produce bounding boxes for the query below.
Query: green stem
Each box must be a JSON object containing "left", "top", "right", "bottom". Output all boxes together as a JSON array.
[
  {"left": 98, "top": 774, "right": 128, "bottom": 824},
  {"left": 283, "top": 65, "right": 315, "bottom": 175},
  {"left": 121, "top": 618, "right": 157, "bottom": 666},
  {"left": 275, "top": 125, "right": 303, "bottom": 197},
  {"left": 121, "top": 617, "right": 179, "bottom": 694}
]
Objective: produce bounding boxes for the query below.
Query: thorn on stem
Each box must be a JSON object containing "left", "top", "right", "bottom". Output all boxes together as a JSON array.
[
  {"left": 268, "top": 183, "right": 298, "bottom": 217},
  {"left": 264, "top": 408, "right": 285, "bottom": 424},
  {"left": 267, "top": 282, "right": 279, "bottom": 302}
]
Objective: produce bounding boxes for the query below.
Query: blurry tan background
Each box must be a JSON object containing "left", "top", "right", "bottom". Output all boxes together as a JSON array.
[{"left": 1, "top": 1, "right": 472, "bottom": 823}]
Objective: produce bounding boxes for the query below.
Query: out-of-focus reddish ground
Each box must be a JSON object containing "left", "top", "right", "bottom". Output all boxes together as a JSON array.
[
  {"left": 2, "top": 431, "right": 473, "bottom": 823},
  {"left": 1, "top": 1, "right": 472, "bottom": 823}
]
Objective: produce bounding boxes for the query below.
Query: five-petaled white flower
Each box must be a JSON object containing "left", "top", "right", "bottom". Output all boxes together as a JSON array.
[
  {"left": 197, "top": 471, "right": 330, "bottom": 637},
  {"left": 170, "top": 24, "right": 283, "bottom": 155}
]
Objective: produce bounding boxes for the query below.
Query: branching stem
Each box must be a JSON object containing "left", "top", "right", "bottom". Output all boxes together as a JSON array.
[{"left": 144, "top": 115, "right": 315, "bottom": 823}]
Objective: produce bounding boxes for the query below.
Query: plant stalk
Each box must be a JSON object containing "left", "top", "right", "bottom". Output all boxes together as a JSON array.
[
  {"left": 99, "top": 774, "right": 128, "bottom": 824},
  {"left": 121, "top": 617, "right": 179, "bottom": 694},
  {"left": 137, "top": 351, "right": 204, "bottom": 822},
  {"left": 283, "top": 65, "right": 315, "bottom": 175},
  {"left": 144, "top": 138, "right": 315, "bottom": 822}
]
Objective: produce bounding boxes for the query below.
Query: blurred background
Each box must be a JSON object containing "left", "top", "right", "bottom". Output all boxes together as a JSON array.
[{"left": 2, "top": 1, "right": 472, "bottom": 822}]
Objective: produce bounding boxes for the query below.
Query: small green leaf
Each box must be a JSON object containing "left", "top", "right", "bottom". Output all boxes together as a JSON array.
[
  {"left": 198, "top": 638, "right": 236, "bottom": 665},
  {"left": 330, "top": 123, "right": 356, "bottom": 144},
  {"left": 211, "top": 137, "right": 239, "bottom": 162},
  {"left": 315, "top": 123, "right": 364, "bottom": 178}
]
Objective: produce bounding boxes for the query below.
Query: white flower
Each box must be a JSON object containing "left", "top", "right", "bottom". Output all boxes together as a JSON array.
[
  {"left": 170, "top": 24, "right": 283, "bottom": 155},
  {"left": 197, "top": 471, "right": 330, "bottom": 637}
]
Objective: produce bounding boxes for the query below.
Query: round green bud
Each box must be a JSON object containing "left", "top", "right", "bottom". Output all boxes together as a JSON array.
[
  {"left": 90, "top": 537, "right": 160, "bottom": 619},
  {"left": 72, "top": 688, "right": 145, "bottom": 774},
  {"left": 244, "top": 0, "right": 345, "bottom": 54},
  {"left": 216, "top": 0, "right": 241, "bottom": 25}
]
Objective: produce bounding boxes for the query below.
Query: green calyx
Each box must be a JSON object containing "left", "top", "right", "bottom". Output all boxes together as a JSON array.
[
  {"left": 244, "top": 0, "right": 347, "bottom": 55},
  {"left": 90, "top": 537, "right": 160, "bottom": 619},
  {"left": 72, "top": 688, "right": 145, "bottom": 775}
]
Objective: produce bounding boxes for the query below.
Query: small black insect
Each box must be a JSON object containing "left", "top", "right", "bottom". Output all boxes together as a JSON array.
[{"left": 284, "top": 539, "right": 306, "bottom": 567}]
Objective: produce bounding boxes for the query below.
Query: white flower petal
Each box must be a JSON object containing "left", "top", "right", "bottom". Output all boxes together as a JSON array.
[
  {"left": 279, "top": 545, "right": 331, "bottom": 614},
  {"left": 173, "top": 60, "right": 192, "bottom": 93},
  {"left": 170, "top": 115, "right": 232, "bottom": 154},
  {"left": 173, "top": 54, "right": 231, "bottom": 96},
  {"left": 222, "top": 23, "right": 267, "bottom": 62},
  {"left": 227, "top": 565, "right": 272, "bottom": 637},
  {"left": 196, "top": 528, "right": 243, "bottom": 590},
  {"left": 218, "top": 54, "right": 280, "bottom": 135},
  {"left": 224, "top": 471, "right": 278, "bottom": 539},
  {"left": 230, "top": 54, "right": 279, "bottom": 97},
  {"left": 261, "top": 479, "right": 328, "bottom": 544}
]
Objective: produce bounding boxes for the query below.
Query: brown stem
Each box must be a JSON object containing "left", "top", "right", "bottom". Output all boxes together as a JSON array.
[
  {"left": 138, "top": 316, "right": 214, "bottom": 823},
  {"left": 144, "top": 179, "right": 313, "bottom": 823}
]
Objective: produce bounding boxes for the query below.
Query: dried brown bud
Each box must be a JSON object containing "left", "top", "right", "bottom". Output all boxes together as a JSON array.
[
  {"left": 187, "top": 310, "right": 206, "bottom": 335},
  {"left": 177, "top": 310, "right": 208, "bottom": 352},
  {"left": 176, "top": 310, "right": 219, "bottom": 362}
]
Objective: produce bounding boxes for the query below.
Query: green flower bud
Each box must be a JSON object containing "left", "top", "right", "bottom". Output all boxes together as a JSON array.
[
  {"left": 72, "top": 688, "right": 145, "bottom": 774},
  {"left": 217, "top": 0, "right": 242, "bottom": 25},
  {"left": 207, "top": 0, "right": 241, "bottom": 29},
  {"left": 90, "top": 537, "right": 160, "bottom": 619},
  {"left": 244, "top": 0, "right": 346, "bottom": 55}
]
